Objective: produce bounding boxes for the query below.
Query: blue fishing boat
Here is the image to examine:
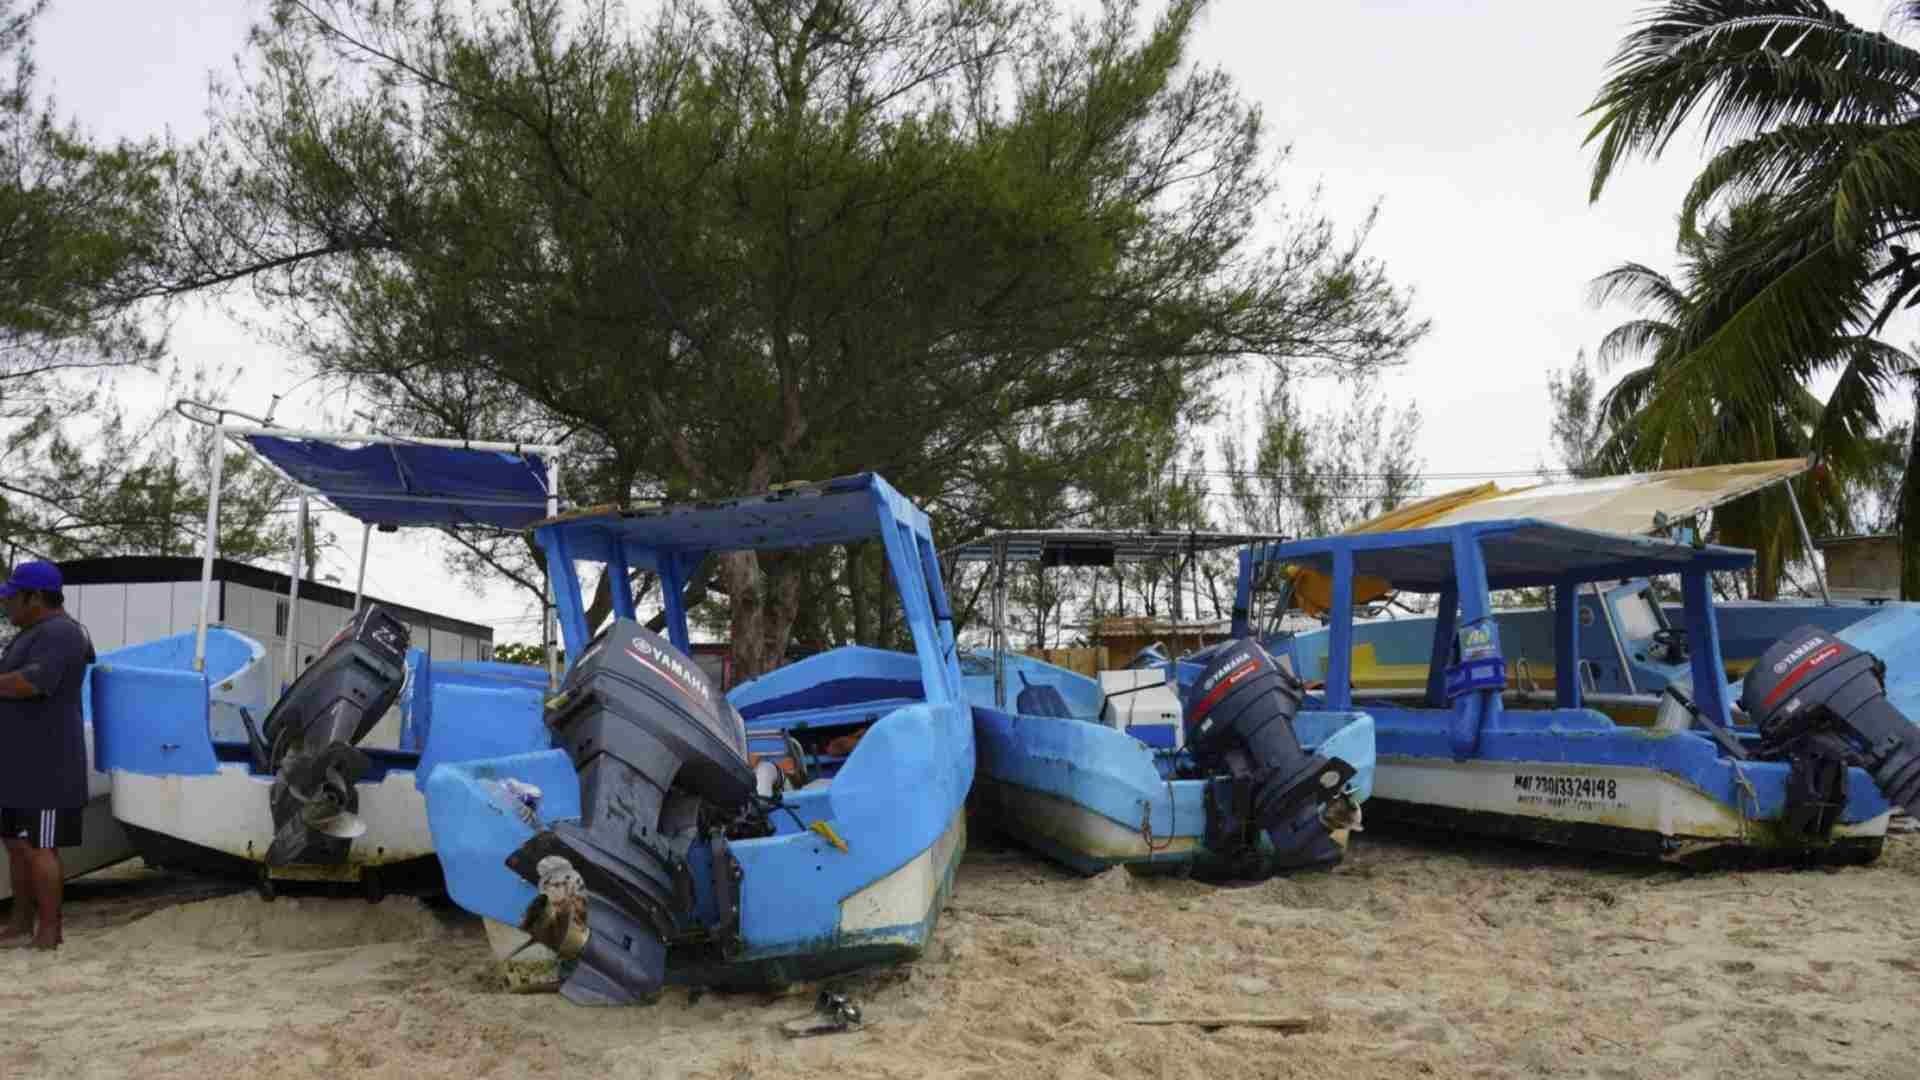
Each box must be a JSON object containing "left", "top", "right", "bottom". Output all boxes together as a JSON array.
[
  {"left": 88, "top": 403, "right": 558, "bottom": 897},
  {"left": 1230, "top": 519, "right": 1920, "bottom": 865},
  {"left": 424, "top": 474, "right": 972, "bottom": 1005},
  {"left": 1262, "top": 458, "right": 1917, "bottom": 702},
  {"left": 946, "top": 531, "right": 1374, "bottom": 882}
]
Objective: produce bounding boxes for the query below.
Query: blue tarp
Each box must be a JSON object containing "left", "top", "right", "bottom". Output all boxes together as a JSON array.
[{"left": 245, "top": 436, "right": 552, "bottom": 529}]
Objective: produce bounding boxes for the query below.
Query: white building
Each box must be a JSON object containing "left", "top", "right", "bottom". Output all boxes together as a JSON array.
[{"left": 58, "top": 555, "right": 496, "bottom": 696}]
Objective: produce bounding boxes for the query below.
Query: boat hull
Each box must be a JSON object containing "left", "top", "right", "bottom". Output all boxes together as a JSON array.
[
  {"left": 111, "top": 764, "right": 437, "bottom": 881},
  {"left": 970, "top": 705, "right": 1376, "bottom": 877},
  {"left": 430, "top": 650, "right": 978, "bottom": 994},
  {"left": 1366, "top": 753, "right": 1887, "bottom": 865},
  {"left": 92, "top": 630, "right": 547, "bottom": 889}
]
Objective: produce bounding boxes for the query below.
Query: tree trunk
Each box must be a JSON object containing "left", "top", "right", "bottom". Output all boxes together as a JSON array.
[
  {"left": 764, "top": 557, "right": 804, "bottom": 666},
  {"left": 725, "top": 549, "right": 773, "bottom": 679},
  {"left": 847, "top": 542, "right": 873, "bottom": 646},
  {"left": 725, "top": 455, "right": 812, "bottom": 681},
  {"left": 1753, "top": 532, "right": 1781, "bottom": 601}
]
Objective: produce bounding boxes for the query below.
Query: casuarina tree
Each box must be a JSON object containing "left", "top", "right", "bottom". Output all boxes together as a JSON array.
[{"left": 146, "top": 0, "right": 1428, "bottom": 675}]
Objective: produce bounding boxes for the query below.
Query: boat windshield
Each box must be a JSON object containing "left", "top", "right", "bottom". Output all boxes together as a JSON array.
[{"left": 1613, "top": 587, "right": 1665, "bottom": 641}]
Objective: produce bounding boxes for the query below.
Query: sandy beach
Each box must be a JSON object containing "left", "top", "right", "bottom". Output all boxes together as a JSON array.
[{"left": 6, "top": 821, "right": 1919, "bottom": 1080}]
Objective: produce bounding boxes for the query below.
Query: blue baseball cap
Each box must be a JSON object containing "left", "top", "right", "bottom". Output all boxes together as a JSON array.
[{"left": 0, "top": 561, "right": 62, "bottom": 599}]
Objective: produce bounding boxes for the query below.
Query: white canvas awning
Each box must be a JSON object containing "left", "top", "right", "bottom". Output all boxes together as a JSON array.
[
  {"left": 1370, "top": 458, "right": 1812, "bottom": 537},
  {"left": 1282, "top": 458, "right": 1814, "bottom": 615}
]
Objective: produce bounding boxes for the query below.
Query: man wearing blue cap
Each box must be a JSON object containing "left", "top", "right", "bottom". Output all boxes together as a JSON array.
[{"left": 0, "top": 562, "right": 95, "bottom": 950}]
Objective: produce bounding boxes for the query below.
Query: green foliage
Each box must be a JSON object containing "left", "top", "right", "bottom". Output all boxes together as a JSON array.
[
  {"left": 1583, "top": 0, "right": 1920, "bottom": 598},
  {"left": 1543, "top": 350, "right": 1602, "bottom": 479},
  {"left": 1, "top": 365, "right": 314, "bottom": 563},
  {"left": 0, "top": 1, "right": 302, "bottom": 566},
  {"left": 156, "top": 0, "right": 1427, "bottom": 673},
  {"left": 1216, "top": 372, "right": 1424, "bottom": 539},
  {"left": 1903, "top": 379, "right": 1920, "bottom": 598},
  {"left": 0, "top": 0, "right": 169, "bottom": 394},
  {"left": 1583, "top": 202, "right": 1897, "bottom": 597},
  {"left": 491, "top": 640, "right": 556, "bottom": 668}
]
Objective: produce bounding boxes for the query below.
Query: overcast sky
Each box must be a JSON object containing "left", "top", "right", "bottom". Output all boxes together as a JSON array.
[{"left": 26, "top": 0, "right": 1915, "bottom": 642}]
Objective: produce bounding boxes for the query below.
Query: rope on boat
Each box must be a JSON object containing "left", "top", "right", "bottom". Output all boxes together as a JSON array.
[
  {"left": 1729, "top": 758, "right": 1759, "bottom": 844},
  {"left": 1139, "top": 779, "right": 1176, "bottom": 856}
]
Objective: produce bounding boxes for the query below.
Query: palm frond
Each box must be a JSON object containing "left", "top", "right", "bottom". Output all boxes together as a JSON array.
[
  {"left": 1814, "top": 334, "right": 1913, "bottom": 451},
  {"left": 1587, "top": 261, "right": 1691, "bottom": 316},
  {"left": 1585, "top": 0, "right": 1920, "bottom": 201},
  {"left": 1639, "top": 230, "right": 1875, "bottom": 428},
  {"left": 1677, "top": 120, "right": 1882, "bottom": 233},
  {"left": 1594, "top": 317, "right": 1677, "bottom": 371},
  {"left": 1830, "top": 121, "right": 1920, "bottom": 240},
  {"left": 1592, "top": 363, "right": 1667, "bottom": 470}
]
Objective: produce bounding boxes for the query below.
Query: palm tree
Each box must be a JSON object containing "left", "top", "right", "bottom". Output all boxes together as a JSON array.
[
  {"left": 1584, "top": 0, "right": 1920, "bottom": 596},
  {"left": 1590, "top": 200, "right": 1905, "bottom": 596}
]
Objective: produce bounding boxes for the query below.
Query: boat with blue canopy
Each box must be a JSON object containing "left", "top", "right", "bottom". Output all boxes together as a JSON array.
[
  {"left": 1230, "top": 519, "right": 1920, "bottom": 865},
  {"left": 944, "top": 530, "right": 1375, "bottom": 882},
  {"left": 1266, "top": 459, "right": 1917, "bottom": 703},
  {"left": 424, "top": 473, "right": 972, "bottom": 1005},
  {"left": 86, "top": 401, "right": 560, "bottom": 897}
]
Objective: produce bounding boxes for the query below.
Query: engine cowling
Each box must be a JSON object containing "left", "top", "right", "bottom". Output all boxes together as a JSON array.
[
  {"left": 1741, "top": 625, "right": 1920, "bottom": 821},
  {"left": 506, "top": 621, "right": 760, "bottom": 1006},
  {"left": 1182, "top": 641, "right": 1355, "bottom": 880},
  {"left": 259, "top": 603, "right": 411, "bottom": 866}
]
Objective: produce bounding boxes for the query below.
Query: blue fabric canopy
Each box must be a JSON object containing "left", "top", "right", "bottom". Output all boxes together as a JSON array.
[
  {"left": 245, "top": 435, "right": 553, "bottom": 529},
  {"left": 534, "top": 474, "right": 901, "bottom": 570}
]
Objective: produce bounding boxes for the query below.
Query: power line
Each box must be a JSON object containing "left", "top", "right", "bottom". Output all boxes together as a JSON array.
[{"left": 1190, "top": 467, "right": 1572, "bottom": 481}]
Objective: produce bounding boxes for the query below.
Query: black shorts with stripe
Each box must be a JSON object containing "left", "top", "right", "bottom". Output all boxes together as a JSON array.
[{"left": 1, "top": 808, "right": 82, "bottom": 850}]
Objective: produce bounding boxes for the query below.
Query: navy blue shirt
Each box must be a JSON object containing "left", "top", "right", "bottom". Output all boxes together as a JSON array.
[{"left": 0, "top": 612, "right": 96, "bottom": 809}]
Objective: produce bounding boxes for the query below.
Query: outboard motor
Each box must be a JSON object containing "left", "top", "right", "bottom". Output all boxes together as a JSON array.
[
  {"left": 1741, "top": 626, "right": 1920, "bottom": 831},
  {"left": 1182, "top": 641, "right": 1356, "bottom": 880},
  {"left": 505, "top": 621, "right": 760, "bottom": 1006},
  {"left": 259, "top": 604, "right": 411, "bottom": 866}
]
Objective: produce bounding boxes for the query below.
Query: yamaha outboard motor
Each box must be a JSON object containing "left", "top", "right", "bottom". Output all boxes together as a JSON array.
[
  {"left": 1741, "top": 626, "right": 1920, "bottom": 832},
  {"left": 1182, "top": 641, "right": 1356, "bottom": 881},
  {"left": 505, "top": 621, "right": 760, "bottom": 1006},
  {"left": 259, "top": 604, "right": 411, "bottom": 866}
]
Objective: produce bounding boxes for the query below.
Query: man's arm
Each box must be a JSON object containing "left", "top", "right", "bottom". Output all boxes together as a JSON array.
[
  {"left": 0, "top": 671, "right": 40, "bottom": 699},
  {"left": 0, "top": 622, "right": 81, "bottom": 700}
]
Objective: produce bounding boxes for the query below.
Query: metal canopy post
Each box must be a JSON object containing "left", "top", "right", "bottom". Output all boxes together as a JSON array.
[
  {"left": 1187, "top": 533, "right": 1202, "bottom": 654},
  {"left": 352, "top": 521, "right": 372, "bottom": 613},
  {"left": 1553, "top": 581, "right": 1582, "bottom": 710},
  {"left": 545, "top": 461, "right": 561, "bottom": 688},
  {"left": 192, "top": 423, "right": 227, "bottom": 673},
  {"left": 283, "top": 493, "right": 309, "bottom": 687},
  {"left": 992, "top": 537, "right": 1009, "bottom": 711},
  {"left": 1785, "top": 476, "right": 1832, "bottom": 604}
]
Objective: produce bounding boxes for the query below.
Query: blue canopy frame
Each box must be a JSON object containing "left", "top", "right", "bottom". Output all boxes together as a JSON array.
[
  {"left": 532, "top": 473, "right": 963, "bottom": 707},
  {"left": 1231, "top": 519, "right": 1757, "bottom": 748}
]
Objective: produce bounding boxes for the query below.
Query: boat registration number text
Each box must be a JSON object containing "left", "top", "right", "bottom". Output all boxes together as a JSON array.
[{"left": 1512, "top": 772, "right": 1626, "bottom": 810}]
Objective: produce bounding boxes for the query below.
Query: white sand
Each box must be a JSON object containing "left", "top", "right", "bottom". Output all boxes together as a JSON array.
[{"left": 6, "top": 827, "right": 1920, "bottom": 1079}]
